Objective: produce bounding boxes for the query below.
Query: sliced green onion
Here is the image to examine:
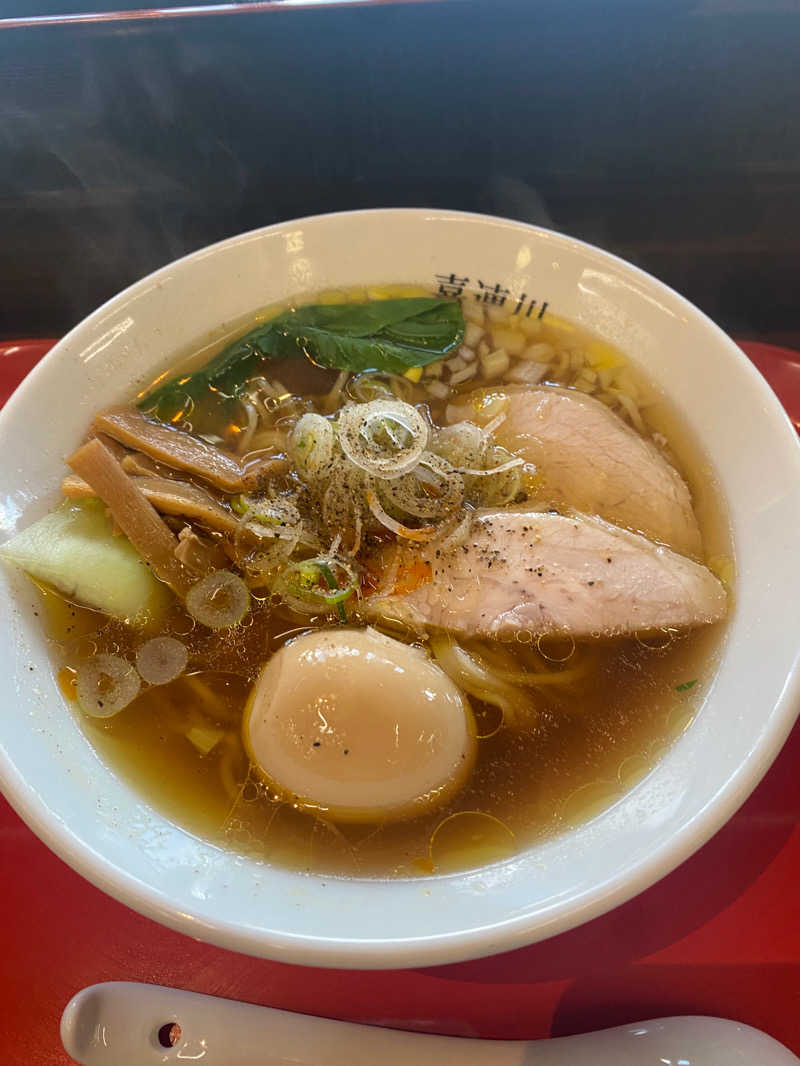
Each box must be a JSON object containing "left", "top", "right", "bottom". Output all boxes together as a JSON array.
[
  {"left": 135, "top": 636, "right": 188, "bottom": 685},
  {"left": 337, "top": 399, "right": 428, "bottom": 479},
  {"left": 321, "top": 463, "right": 365, "bottom": 537},
  {"left": 316, "top": 560, "right": 349, "bottom": 622},
  {"left": 375, "top": 452, "right": 464, "bottom": 520},
  {"left": 76, "top": 653, "right": 141, "bottom": 718},
  {"left": 454, "top": 454, "right": 524, "bottom": 477},
  {"left": 365, "top": 484, "right": 436, "bottom": 542},
  {"left": 320, "top": 585, "right": 353, "bottom": 606},
  {"left": 186, "top": 570, "right": 251, "bottom": 629},
  {"left": 347, "top": 372, "right": 415, "bottom": 404},
  {"left": 431, "top": 421, "right": 488, "bottom": 469},
  {"left": 448, "top": 441, "right": 526, "bottom": 508},
  {"left": 244, "top": 531, "right": 302, "bottom": 583},
  {"left": 272, "top": 556, "right": 357, "bottom": 620},
  {"left": 235, "top": 493, "right": 301, "bottom": 529},
  {"left": 289, "top": 413, "right": 335, "bottom": 484}
]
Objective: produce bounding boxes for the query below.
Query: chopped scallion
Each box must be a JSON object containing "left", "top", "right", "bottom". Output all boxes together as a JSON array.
[{"left": 272, "top": 555, "right": 357, "bottom": 621}]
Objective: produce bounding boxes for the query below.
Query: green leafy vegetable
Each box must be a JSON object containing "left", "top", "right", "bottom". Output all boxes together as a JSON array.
[
  {"left": 675, "top": 679, "right": 699, "bottom": 692},
  {"left": 138, "top": 298, "right": 464, "bottom": 420}
]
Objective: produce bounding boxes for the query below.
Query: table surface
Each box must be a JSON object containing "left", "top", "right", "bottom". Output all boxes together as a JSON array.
[{"left": 1, "top": 339, "right": 799, "bottom": 1065}]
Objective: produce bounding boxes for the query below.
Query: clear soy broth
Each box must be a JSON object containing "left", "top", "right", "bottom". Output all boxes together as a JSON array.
[{"left": 45, "top": 289, "right": 731, "bottom": 877}]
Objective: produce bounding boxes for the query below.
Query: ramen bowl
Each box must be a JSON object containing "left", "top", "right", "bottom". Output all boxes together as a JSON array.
[{"left": 1, "top": 209, "right": 799, "bottom": 968}]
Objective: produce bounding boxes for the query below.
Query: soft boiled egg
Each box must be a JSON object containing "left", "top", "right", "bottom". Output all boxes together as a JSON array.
[{"left": 242, "top": 627, "right": 476, "bottom": 823}]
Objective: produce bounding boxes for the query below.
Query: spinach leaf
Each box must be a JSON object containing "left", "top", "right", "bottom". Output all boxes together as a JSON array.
[
  {"left": 139, "top": 323, "right": 277, "bottom": 421},
  {"left": 272, "top": 298, "right": 449, "bottom": 339},
  {"left": 266, "top": 309, "right": 464, "bottom": 373},
  {"left": 139, "top": 298, "right": 464, "bottom": 421}
]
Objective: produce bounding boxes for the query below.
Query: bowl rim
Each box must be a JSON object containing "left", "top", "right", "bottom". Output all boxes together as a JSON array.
[{"left": 2, "top": 206, "right": 800, "bottom": 969}]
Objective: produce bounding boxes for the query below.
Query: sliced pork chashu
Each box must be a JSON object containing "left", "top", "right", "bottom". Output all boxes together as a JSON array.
[
  {"left": 447, "top": 386, "right": 702, "bottom": 558},
  {"left": 368, "top": 509, "right": 726, "bottom": 640}
]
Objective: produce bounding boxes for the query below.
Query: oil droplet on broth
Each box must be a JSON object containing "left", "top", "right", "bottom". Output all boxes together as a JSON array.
[
  {"left": 666, "top": 702, "right": 696, "bottom": 739},
  {"left": 616, "top": 753, "right": 653, "bottom": 789},
  {"left": 427, "top": 811, "right": 516, "bottom": 874},
  {"left": 560, "top": 781, "right": 622, "bottom": 829}
]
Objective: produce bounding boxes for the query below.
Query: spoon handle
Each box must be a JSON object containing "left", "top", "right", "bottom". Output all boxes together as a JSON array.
[{"left": 61, "top": 981, "right": 798, "bottom": 1066}]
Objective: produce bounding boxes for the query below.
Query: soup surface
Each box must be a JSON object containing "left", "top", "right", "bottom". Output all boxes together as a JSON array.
[{"left": 14, "top": 286, "right": 731, "bottom": 877}]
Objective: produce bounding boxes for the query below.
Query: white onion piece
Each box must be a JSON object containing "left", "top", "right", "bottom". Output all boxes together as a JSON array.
[
  {"left": 426, "top": 380, "right": 450, "bottom": 401},
  {"left": 432, "top": 421, "right": 487, "bottom": 469},
  {"left": 346, "top": 509, "right": 363, "bottom": 557},
  {"left": 412, "top": 465, "right": 439, "bottom": 487},
  {"left": 376, "top": 452, "right": 464, "bottom": 519},
  {"left": 366, "top": 483, "right": 435, "bottom": 542},
  {"left": 449, "top": 364, "right": 478, "bottom": 385},
  {"left": 241, "top": 494, "right": 301, "bottom": 530},
  {"left": 76, "top": 654, "right": 141, "bottom": 718},
  {"left": 454, "top": 455, "right": 524, "bottom": 477},
  {"left": 246, "top": 529, "right": 302, "bottom": 581},
  {"left": 186, "top": 571, "right": 250, "bottom": 629},
  {"left": 482, "top": 468, "right": 524, "bottom": 508},
  {"left": 135, "top": 637, "right": 189, "bottom": 686},
  {"left": 244, "top": 520, "right": 303, "bottom": 542},
  {"left": 347, "top": 371, "right": 415, "bottom": 404},
  {"left": 338, "top": 399, "right": 428, "bottom": 479},
  {"left": 428, "top": 512, "right": 473, "bottom": 553},
  {"left": 289, "top": 413, "right": 335, "bottom": 483},
  {"left": 321, "top": 463, "right": 364, "bottom": 538},
  {"left": 483, "top": 411, "right": 507, "bottom": 435}
]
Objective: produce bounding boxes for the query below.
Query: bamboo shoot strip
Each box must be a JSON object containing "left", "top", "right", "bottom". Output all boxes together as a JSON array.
[
  {"left": 68, "top": 438, "right": 192, "bottom": 596},
  {"left": 95, "top": 407, "right": 288, "bottom": 493}
]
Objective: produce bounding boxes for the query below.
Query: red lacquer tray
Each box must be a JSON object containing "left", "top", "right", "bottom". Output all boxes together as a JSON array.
[{"left": 1, "top": 338, "right": 798, "bottom": 1064}]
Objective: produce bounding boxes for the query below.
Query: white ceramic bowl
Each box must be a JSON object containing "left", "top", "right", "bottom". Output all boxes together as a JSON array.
[{"left": 1, "top": 209, "right": 799, "bottom": 969}]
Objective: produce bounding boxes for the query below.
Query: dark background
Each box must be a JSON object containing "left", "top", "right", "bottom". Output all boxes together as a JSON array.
[{"left": 1, "top": 0, "right": 798, "bottom": 342}]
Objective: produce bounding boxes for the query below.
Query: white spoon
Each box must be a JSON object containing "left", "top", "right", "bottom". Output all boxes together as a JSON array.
[{"left": 61, "top": 981, "right": 798, "bottom": 1066}]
